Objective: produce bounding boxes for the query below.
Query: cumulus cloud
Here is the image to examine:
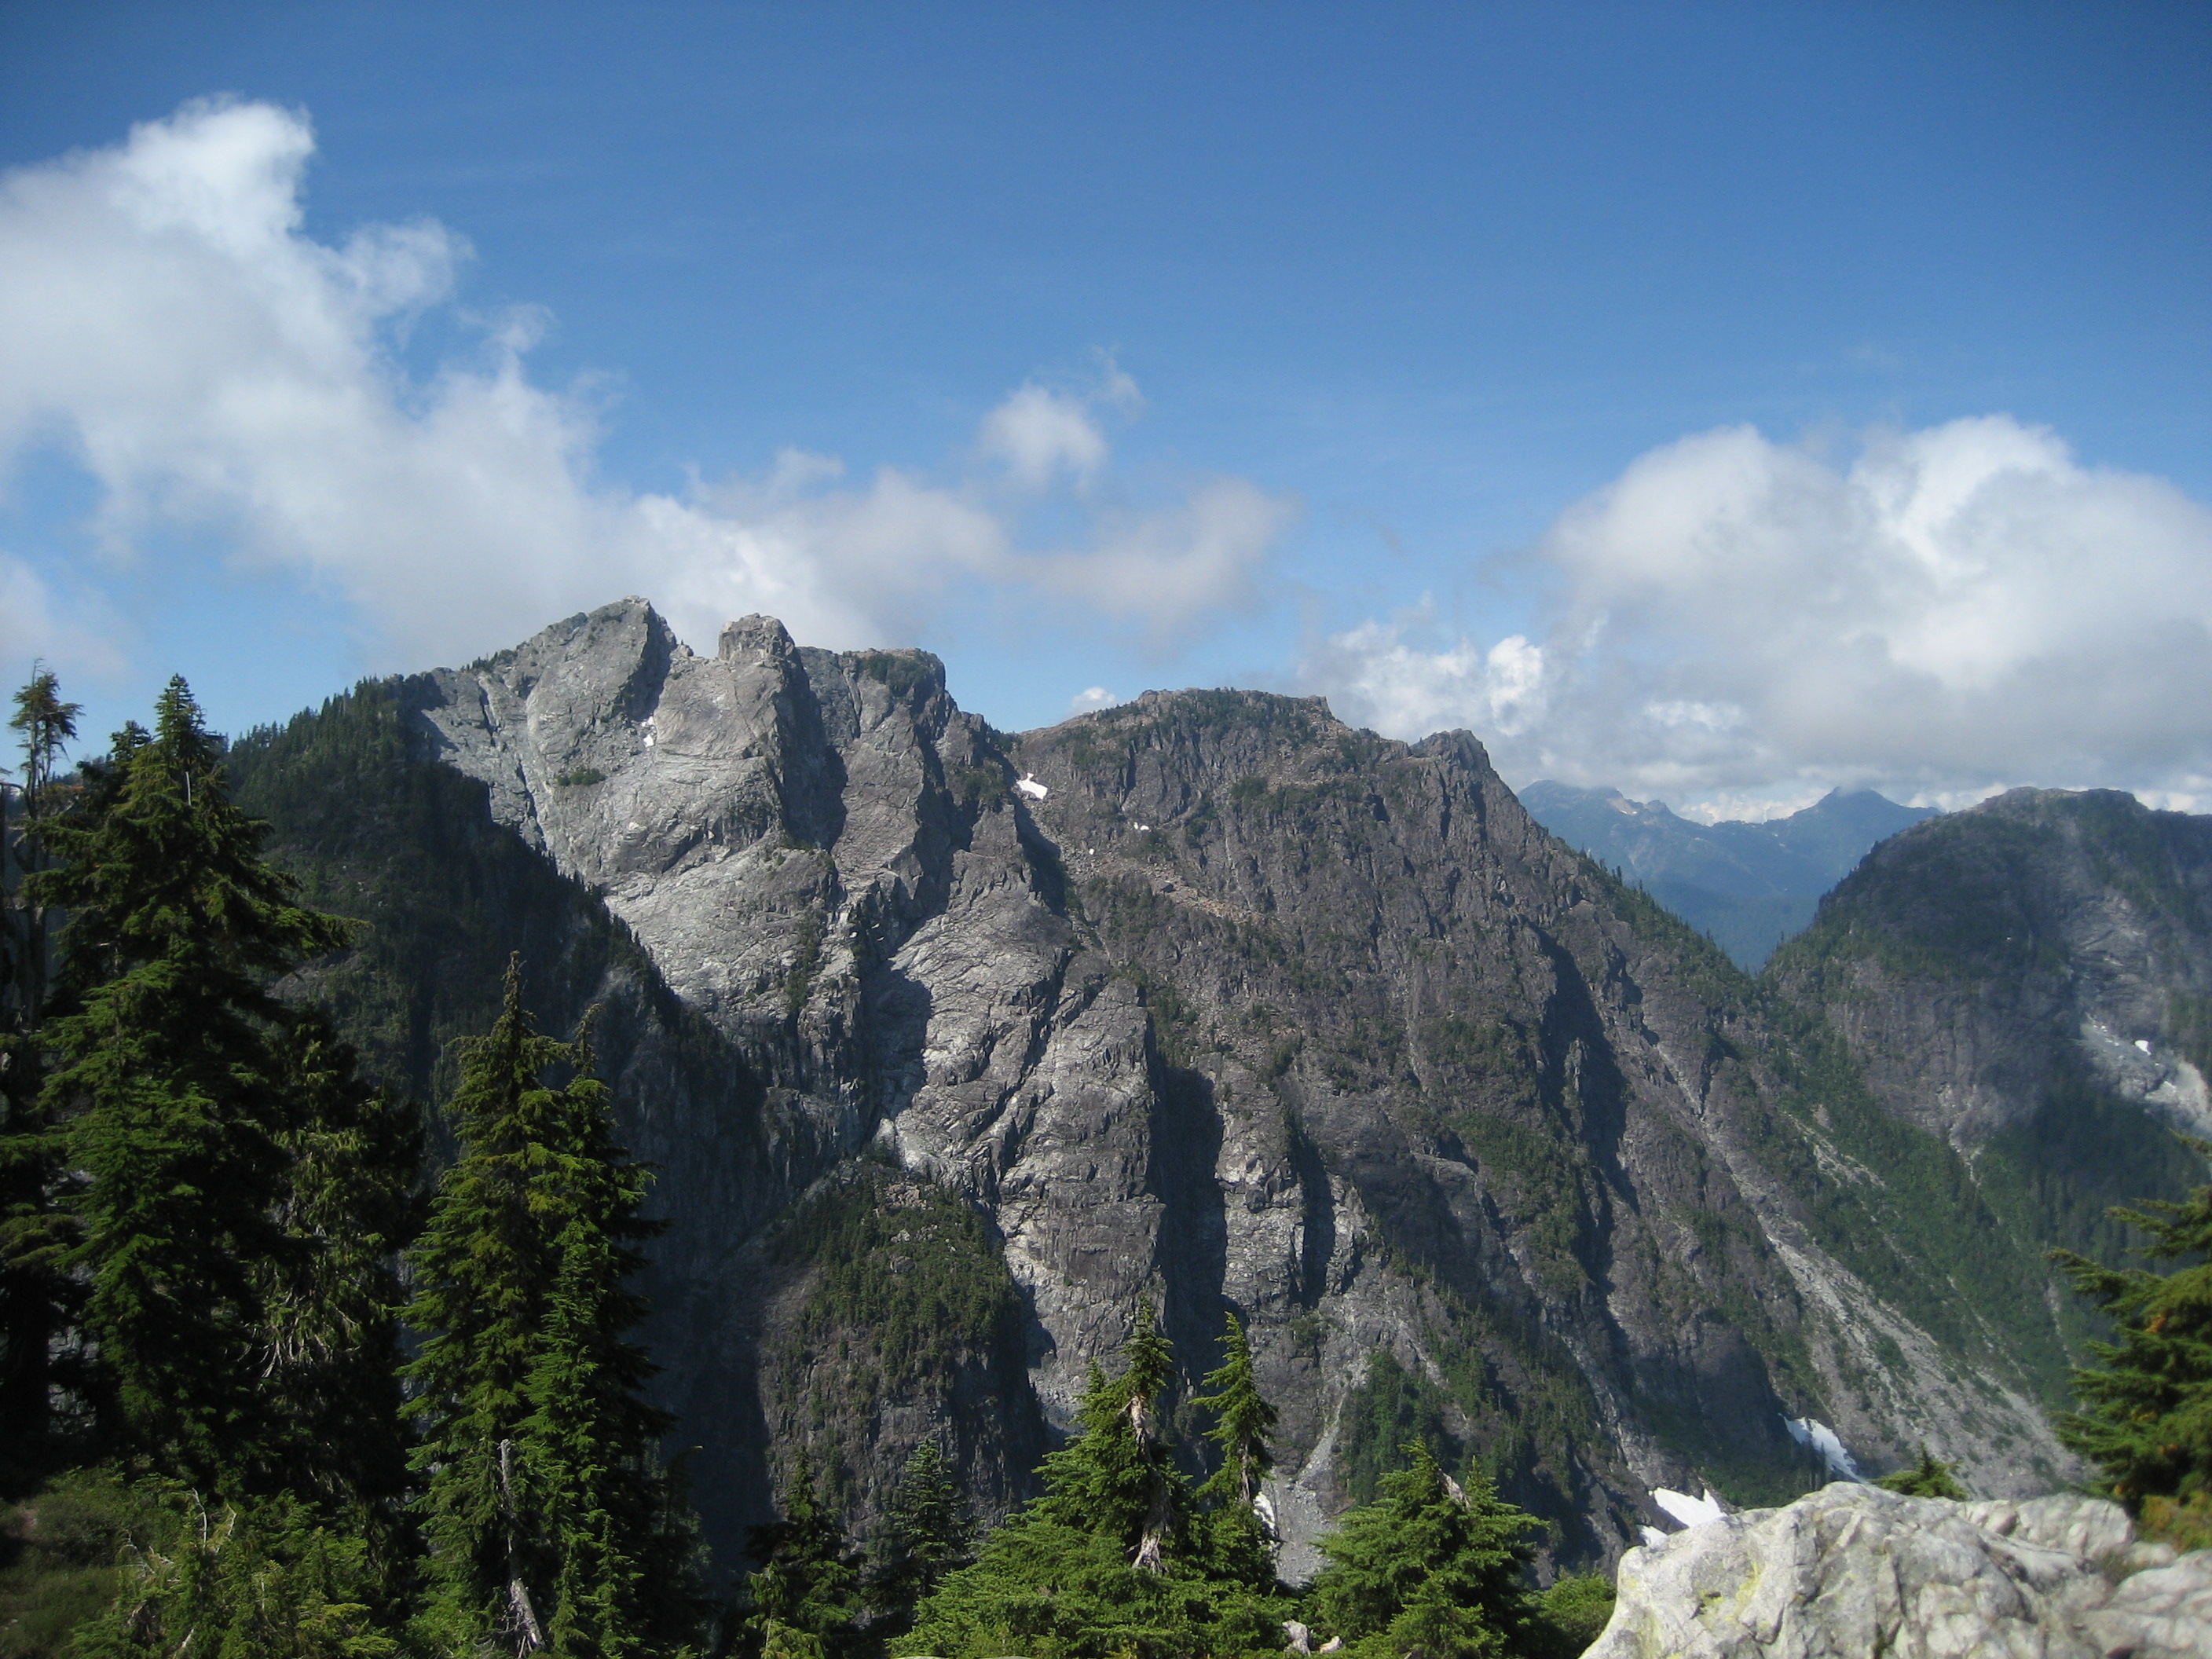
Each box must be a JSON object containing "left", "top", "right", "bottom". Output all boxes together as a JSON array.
[
  {"left": 1027, "top": 478, "right": 1294, "bottom": 635},
  {"left": 980, "top": 383, "right": 1109, "bottom": 491},
  {"left": 0, "top": 555, "right": 126, "bottom": 684},
  {"left": 0, "top": 99, "right": 1294, "bottom": 677},
  {"left": 1306, "top": 610, "right": 1546, "bottom": 742},
  {"left": 1068, "top": 685, "right": 1121, "bottom": 714},
  {"left": 1312, "top": 418, "right": 2212, "bottom": 805}
]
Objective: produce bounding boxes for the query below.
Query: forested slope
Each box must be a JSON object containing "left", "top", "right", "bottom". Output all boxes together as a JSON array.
[{"left": 1763, "top": 788, "right": 2212, "bottom": 1403}]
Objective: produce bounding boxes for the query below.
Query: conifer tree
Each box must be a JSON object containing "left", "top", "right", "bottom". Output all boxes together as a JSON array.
[
  {"left": 745, "top": 1452, "right": 864, "bottom": 1658},
  {"left": 1194, "top": 1313, "right": 1279, "bottom": 1587},
  {"left": 404, "top": 962, "right": 703, "bottom": 1657},
  {"left": 1873, "top": 1445, "right": 1968, "bottom": 1500},
  {"left": 4, "top": 665, "right": 79, "bottom": 1024},
  {"left": 1197, "top": 1314, "right": 1276, "bottom": 1504},
  {"left": 904, "top": 1304, "right": 1288, "bottom": 1659},
  {"left": 0, "top": 668, "right": 81, "bottom": 1471},
  {"left": 259, "top": 1010, "right": 420, "bottom": 1541},
  {"left": 1028, "top": 1299, "right": 1185, "bottom": 1567},
  {"left": 35, "top": 679, "right": 353, "bottom": 1487},
  {"left": 1304, "top": 1443, "right": 1542, "bottom": 1659},
  {"left": 19, "top": 680, "right": 423, "bottom": 1655},
  {"left": 2052, "top": 1163, "right": 2212, "bottom": 1511},
  {"left": 870, "top": 1438, "right": 973, "bottom": 1627},
  {"left": 72, "top": 1486, "right": 399, "bottom": 1659}
]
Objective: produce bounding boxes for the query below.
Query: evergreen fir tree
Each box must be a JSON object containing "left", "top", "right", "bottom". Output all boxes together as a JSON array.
[
  {"left": 404, "top": 962, "right": 704, "bottom": 1656},
  {"left": 35, "top": 679, "right": 352, "bottom": 1488},
  {"left": 1873, "top": 1445, "right": 1968, "bottom": 1500},
  {"left": 4, "top": 666, "right": 79, "bottom": 1025},
  {"left": 14, "top": 679, "right": 424, "bottom": 1654},
  {"left": 259, "top": 1010, "right": 421, "bottom": 1544},
  {"left": 1532, "top": 1573, "right": 1616, "bottom": 1659},
  {"left": 72, "top": 1485, "right": 400, "bottom": 1659},
  {"left": 745, "top": 1452, "right": 863, "bottom": 1657},
  {"left": 1193, "top": 1313, "right": 1279, "bottom": 1588},
  {"left": 1304, "top": 1443, "right": 1543, "bottom": 1659},
  {"left": 0, "top": 668, "right": 81, "bottom": 1475},
  {"left": 1028, "top": 1299, "right": 1185, "bottom": 1567},
  {"left": 1196, "top": 1314, "right": 1276, "bottom": 1503},
  {"left": 903, "top": 1306, "right": 1289, "bottom": 1659},
  {"left": 870, "top": 1438, "right": 973, "bottom": 1628},
  {"left": 2052, "top": 1163, "right": 2212, "bottom": 1510}
]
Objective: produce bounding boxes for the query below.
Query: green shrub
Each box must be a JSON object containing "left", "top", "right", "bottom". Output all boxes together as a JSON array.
[
  {"left": 1873, "top": 1447, "right": 1967, "bottom": 1500},
  {"left": 1534, "top": 1571, "right": 1617, "bottom": 1655},
  {"left": 0, "top": 1471, "right": 145, "bottom": 1659}
]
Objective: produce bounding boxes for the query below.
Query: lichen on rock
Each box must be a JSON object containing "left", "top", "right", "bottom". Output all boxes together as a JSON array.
[{"left": 1585, "top": 1482, "right": 2212, "bottom": 1658}]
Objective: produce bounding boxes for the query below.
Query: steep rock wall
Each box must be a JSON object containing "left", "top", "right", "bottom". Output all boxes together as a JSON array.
[{"left": 252, "top": 599, "right": 2078, "bottom": 1577}]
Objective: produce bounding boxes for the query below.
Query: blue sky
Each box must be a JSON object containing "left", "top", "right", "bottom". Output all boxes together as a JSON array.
[{"left": 2, "top": 2, "right": 2208, "bottom": 816}]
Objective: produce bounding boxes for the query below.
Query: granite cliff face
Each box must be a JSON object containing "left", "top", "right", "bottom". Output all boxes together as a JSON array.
[{"left": 240, "top": 599, "right": 2084, "bottom": 1580}]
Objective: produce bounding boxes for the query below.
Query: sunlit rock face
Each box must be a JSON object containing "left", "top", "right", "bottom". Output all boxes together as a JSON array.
[
  {"left": 395, "top": 597, "right": 2071, "bottom": 1577},
  {"left": 1588, "top": 1485, "right": 2212, "bottom": 1659}
]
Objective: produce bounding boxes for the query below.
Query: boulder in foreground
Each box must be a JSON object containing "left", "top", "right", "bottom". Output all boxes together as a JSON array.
[{"left": 1586, "top": 1482, "right": 2211, "bottom": 1657}]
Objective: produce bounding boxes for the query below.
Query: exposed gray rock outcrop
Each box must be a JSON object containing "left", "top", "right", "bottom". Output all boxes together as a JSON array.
[
  {"left": 1588, "top": 1484, "right": 2211, "bottom": 1658},
  {"left": 345, "top": 599, "right": 2077, "bottom": 1569}
]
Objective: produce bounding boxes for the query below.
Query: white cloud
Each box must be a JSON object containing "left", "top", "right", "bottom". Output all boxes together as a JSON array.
[
  {"left": 1069, "top": 685, "right": 1120, "bottom": 714},
  {"left": 980, "top": 383, "right": 1111, "bottom": 492},
  {"left": 1312, "top": 418, "right": 2212, "bottom": 805},
  {"left": 0, "top": 554, "right": 127, "bottom": 686},
  {"left": 1303, "top": 604, "right": 1546, "bottom": 741},
  {"left": 976, "top": 354, "right": 1146, "bottom": 493},
  {"left": 0, "top": 99, "right": 1294, "bottom": 678},
  {"left": 1672, "top": 786, "right": 1830, "bottom": 825},
  {"left": 1027, "top": 478, "right": 1294, "bottom": 641}
]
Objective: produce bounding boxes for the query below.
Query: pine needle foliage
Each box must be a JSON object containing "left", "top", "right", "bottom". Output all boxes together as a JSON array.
[
  {"left": 1532, "top": 1572, "right": 1616, "bottom": 1657},
  {"left": 3, "top": 676, "right": 101, "bottom": 1478},
  {"left": 71, "top": 1484, "right": 400, "bottom": 1659},
  {"left": 1, "top": 753, "right": 62, "bottom": 1473},
  {"left": 4, "top": 665, "right": 79, "bottom": 1027},
  {"left": 2052, "top": 1159, "right": 2212, "bottom": 1508},
  {"left": 1193, "top": 1314, "right": 1279, "bottom": 1588},
  {"left": 259, "top": 1010, "right": 420, "bottom": 1546},
  {"left": 1873, "top": 1446, "right": 1968, "bottom": 1500},
  {"left": 744, "top": 1453, "right": 865, "bottom": 1658},
  {"left": 1196, "top": 1315, "right": 1276, "bottom": 1503},
  {"left": 7, "top": 677, "right": 427, "bottom": 1654},
  {"left": 903, "top": 1307, "right": 1290, "bottom": 1659},
  {"left": 1027, "top": 1301, "right": 1185, "bottom": 1563},
  {"left": 402, "top": 961, "right": 704, "bottom": 1657},
  {"left": 34, "top": 679, "right": 355, "bottom": 1489},
  {"left": 868, "top": 1439, "right": 973, "bottom": 1630},
  {"left": 1304, "top": 1443, "right": 1544, "bottom": 1659}
]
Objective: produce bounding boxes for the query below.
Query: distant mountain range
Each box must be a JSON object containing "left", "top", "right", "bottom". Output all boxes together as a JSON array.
[{"left": 1517, "top": 782, "right": 1937, "bottom": 968}]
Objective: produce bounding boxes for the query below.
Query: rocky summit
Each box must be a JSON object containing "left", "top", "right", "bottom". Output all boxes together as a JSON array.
[
  {"left": 229, "top": 597, "right": 2210, "bottom": 1585},
  {"left": 1588, "top": 1485, "right": 2212, "bottom": 1658}
]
